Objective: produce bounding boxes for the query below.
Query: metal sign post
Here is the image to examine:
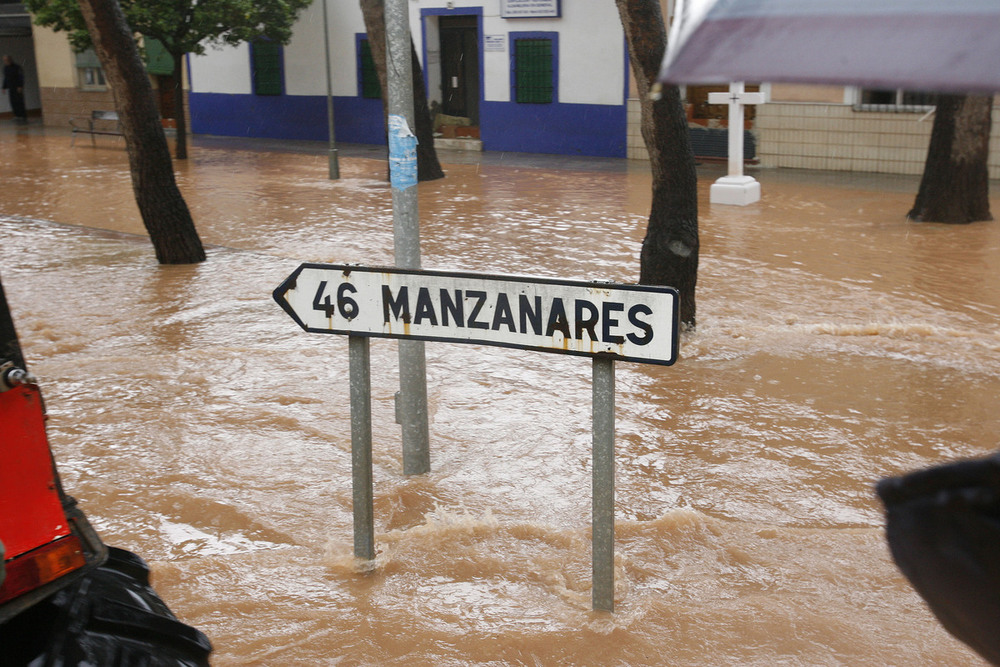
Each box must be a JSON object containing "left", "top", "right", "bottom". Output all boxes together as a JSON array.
[
  {"left": 348, "top": 335, "right": 374, "bottom": 560},
  {"left": 274, "top": 264, "right": 679, "bottom": 611},
  {"left": 592, "top": 356, "right": 616, "bottom": 612}
]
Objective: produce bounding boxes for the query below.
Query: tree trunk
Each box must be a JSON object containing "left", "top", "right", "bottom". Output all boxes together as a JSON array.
[
  {"left": 76, "top": 0, "right": 205, "bottom": 264},
  {"left": 616, "top": 0, "right": 699, "bottom": 328},
  {"left": 0, "top": 274, "right": 26, "bottom": 369},
  {"left": 172, "top": 51, "right": 188, "bottom": 160},
  {"left": 360, "top": 0, "right": 444, "bottom": 182},
  {"left": 908, "top": 95, "right": 993, "bottom": 224},
  {"left": 409, "top": 40, "right": 444, "bottom": 181}
]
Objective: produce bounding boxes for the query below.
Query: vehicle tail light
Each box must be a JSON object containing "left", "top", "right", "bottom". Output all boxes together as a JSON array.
[{"left": 0, "top": 535, "right": 86, "bottom": 605}]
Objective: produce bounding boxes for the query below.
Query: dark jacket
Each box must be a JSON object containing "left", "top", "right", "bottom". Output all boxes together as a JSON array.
[{"left": 3, "top": 62, "right": 23, "bottom": 91}]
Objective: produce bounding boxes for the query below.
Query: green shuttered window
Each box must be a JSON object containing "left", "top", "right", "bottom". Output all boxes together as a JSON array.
[
  {"left": 513, "top": 38, "right": 553, "bottom": 104},
  {"left": 252, "top": 41, "right": 283, "bottom": 96},
  {"left": 359, "top": 38, "right": 381, "bottom": 99}
]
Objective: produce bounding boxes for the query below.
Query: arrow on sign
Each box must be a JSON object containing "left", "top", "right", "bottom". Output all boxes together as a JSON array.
[{"left": 274, "top": 264, "right": 679, "bottom": 365}]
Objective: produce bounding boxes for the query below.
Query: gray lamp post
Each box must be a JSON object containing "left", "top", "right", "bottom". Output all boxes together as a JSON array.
[{"left": 321, "top": 0, "right": 340, "bottom": 179}]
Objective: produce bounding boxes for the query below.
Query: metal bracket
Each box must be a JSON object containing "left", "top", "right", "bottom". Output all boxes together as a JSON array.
[{"left": 0, "top": 360, "right": 33, "bottom": 392}]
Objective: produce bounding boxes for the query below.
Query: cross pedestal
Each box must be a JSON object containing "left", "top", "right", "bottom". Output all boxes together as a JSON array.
[{"left": 708, "top": 82, "right": 765, "bottom": 206}]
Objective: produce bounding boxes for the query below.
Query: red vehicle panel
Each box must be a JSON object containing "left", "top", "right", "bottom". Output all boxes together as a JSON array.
[{"left": 0, "top": 384, "right": 71, "bottom": 558}]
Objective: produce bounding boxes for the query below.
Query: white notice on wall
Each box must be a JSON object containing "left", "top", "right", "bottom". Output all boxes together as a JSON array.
[
  {"left": 501, "top": 0, "right": 561, "bottom": 19},
  {"left": 484, "top": 35, "right": 506, "bottom": 52}
]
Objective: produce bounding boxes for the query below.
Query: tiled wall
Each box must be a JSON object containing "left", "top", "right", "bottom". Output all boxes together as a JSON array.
[
  {"left": 627, "top": 99, "right": 1000, "bottom": 179},
  {"left": 756, "top": 103, "right": 1000, "bottom": 178},
  {"left": 40, "top": 84, "right": 189, "bottom": 133},
  {"left": 627, "top": 99, "right": 650, "bottom": 161},
  {"left": 757, "top": 103, "right": 930, "bottom": 175},
  {"left": 39, "top": 86, "right": 117, "bottom": 130}
]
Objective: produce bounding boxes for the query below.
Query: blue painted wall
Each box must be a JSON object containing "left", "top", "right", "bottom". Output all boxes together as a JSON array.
[
  {"left": 190, "top": 92, "right": 625, "bottom": 158},
  {"left": 480, "top": 100, "right": 626, "bottom": 158},
  {"left": 190, "top": 93, "right": 387, "bottom": 144}
]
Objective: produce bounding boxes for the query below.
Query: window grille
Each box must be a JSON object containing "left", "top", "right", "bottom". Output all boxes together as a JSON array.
[
  {"left": 252, "top": 41, "right": 282, "bottom": 96},
  {"left": 359, "top": 38, "right": 381, "bottom": 100},
  {"left": 513, "top": 38, "right": 553, "bottom": 104}
]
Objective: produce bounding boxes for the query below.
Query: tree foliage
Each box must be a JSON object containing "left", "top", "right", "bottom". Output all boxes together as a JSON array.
[
  {"left": 26, "top": 0, "right": 311, "bottom": 56},
  {"left": 25, "top": 0, "right": 313, "bottom": 158}
]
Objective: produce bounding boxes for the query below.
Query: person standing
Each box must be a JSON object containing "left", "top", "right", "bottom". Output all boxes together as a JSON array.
[{"left": 3, "top": 56, "right": 26, "bottom": 123}]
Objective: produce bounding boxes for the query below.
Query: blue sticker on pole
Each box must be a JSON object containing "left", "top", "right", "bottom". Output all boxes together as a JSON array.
[{"left": 388, "top": 114, "right": 418, "bottom": 191}]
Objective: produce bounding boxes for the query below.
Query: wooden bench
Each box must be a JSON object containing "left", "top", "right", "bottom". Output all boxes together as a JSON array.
[{"left": 70, "top": 110, "right": 123, "bottom": 146}]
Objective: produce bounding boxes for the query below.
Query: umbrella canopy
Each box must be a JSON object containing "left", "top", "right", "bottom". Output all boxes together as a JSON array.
[{"left": 658, "top": 0, "right": 1000, "bottom": 94}]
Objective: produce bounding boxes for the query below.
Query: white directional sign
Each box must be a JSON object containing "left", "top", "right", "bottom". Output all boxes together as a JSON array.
[{"left": 274, "top": 264, "right": 679, "bottom": 365}]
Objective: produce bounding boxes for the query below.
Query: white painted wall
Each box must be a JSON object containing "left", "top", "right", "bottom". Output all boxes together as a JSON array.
[
  {"left": 416, "top": 0, "right": 624, "bottom": 106},
  {"left": 285, "top": 0, "right": 366, "bottom": 97},
  {"left": 555, "top": 3, "right": 624, "bottom": 105},
  {"left": 422, "top": 12, "right": 442, "bottom": 105},
  {"left": 189, "top": 0, "right": 625, "bottom": 108},
  {"left": 480, "top": 4, "right": 513, "bottom": 103},
  {"left": 282, "top": 1, "right": 324, "bottom": 97},
  {"left": 189, "top": 43, "right": 252, "bottom": 94},
  {"left": 190, "top": 0, "right": 368, "bottom": 97}
]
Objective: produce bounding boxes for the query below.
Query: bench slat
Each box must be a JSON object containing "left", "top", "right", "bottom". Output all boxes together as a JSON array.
[{"left": 70, "top": 110, "right": 123, "bottom": 146}]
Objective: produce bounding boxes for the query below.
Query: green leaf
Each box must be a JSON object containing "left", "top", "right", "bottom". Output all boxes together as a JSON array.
[{"left": 24, "top": 0, "right": 314, "bottom": 61}]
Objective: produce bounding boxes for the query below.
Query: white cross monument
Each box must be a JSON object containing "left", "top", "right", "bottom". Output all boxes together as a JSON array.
[{"left": 708, "top": 82, "right": 765, "bottom": 206}]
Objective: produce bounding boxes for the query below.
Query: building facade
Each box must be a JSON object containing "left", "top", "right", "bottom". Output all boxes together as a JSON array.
[
  {"left": 29, "top": 22, "right": 179, "bottom": 130},
  {"left": 21, "top": 0, "right": 1000, "bottom": 179},
  {"left": 0, "top": 2, "right": 41, "bottom": 119},
  {"left": 755, "top": 85, "right": 1000, "bottom": 179},
  {"left": 628, "top": 83, "right": 1000, "bottom": 179},
  {"left": 187, "top": 0, "right": 629, "bottom": 158}
]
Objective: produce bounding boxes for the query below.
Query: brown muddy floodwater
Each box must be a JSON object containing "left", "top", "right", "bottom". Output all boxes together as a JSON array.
[{"left": 2, "top": 126, "right": 1000, "bottom": 666}]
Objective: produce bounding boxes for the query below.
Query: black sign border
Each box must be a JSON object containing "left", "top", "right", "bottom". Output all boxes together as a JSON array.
[{"left": 274, "top": 263, "right": 679, "bottom": 366}]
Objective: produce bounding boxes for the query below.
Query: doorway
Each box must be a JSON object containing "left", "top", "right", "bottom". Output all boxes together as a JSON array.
[
  {"left": 438, "top": 15, "right": 479, "bottom": 125},
  {"left": 156, "top": 74, "right": 177, "bottom": 129}
]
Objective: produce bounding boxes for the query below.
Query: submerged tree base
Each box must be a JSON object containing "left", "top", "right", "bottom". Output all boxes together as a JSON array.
[
  {"left": 77, "top": 0, "right": 207, "bottom": 265},
  {"left": 908, "top": 95, "right": 993, "bottom": 225}
]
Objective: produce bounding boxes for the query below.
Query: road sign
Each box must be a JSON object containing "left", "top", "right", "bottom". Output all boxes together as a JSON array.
[
  {"left": 273, "top": 264, "right": 679, "bottom": 366},
  {"left": 273, "top": 262, "right": 681, "bottom": 612}
]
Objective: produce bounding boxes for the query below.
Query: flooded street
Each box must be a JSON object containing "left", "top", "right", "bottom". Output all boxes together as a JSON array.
[{"left": 3, "top": 126, "right": 1000, "bottom": 665}]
